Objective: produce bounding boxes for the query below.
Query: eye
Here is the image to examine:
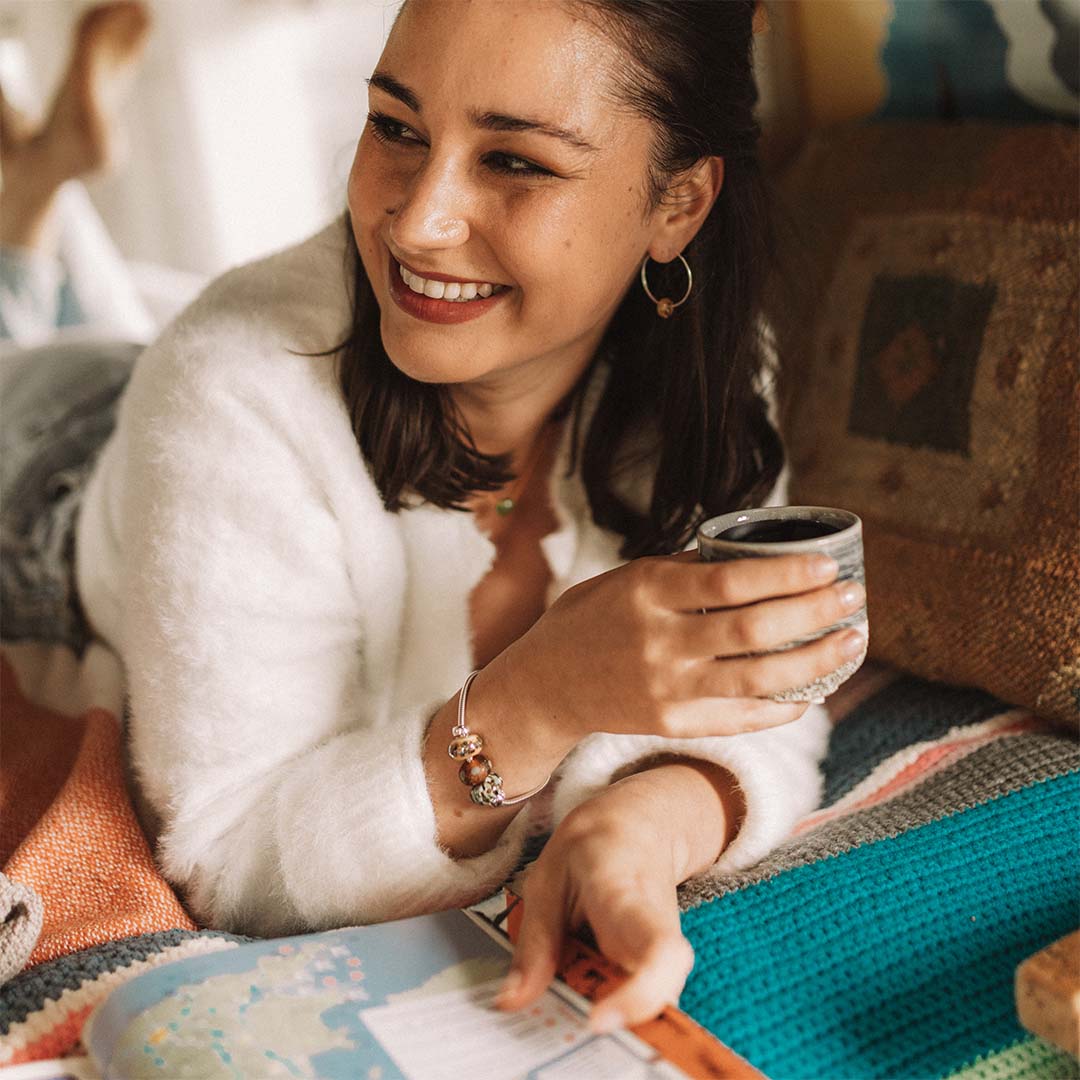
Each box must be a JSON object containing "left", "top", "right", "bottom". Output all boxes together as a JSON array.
[
  {"left": 484, "top": 152, "right": 553, "bottom": 179},
  {"left": 367, "top": 111, "right": 554, "bottom": 179},
  {"left": 366, "top": 110, "right": 424, "bottom": 146}
]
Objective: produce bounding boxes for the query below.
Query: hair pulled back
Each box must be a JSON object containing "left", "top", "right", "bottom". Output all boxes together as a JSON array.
[{"left": 335, "top": 0, "right": 782, "bottom": 558}]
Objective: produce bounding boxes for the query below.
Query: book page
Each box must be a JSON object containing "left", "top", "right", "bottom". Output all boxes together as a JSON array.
[
  {"left": 360, "top": 976, "right": 674, "bottom": 1080},
  {"left": 83, "top": 909, "right": 688, "bottom": 1079}
]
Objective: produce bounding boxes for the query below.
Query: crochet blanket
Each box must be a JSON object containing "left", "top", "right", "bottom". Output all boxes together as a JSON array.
[
  {"left": 1, "top": 645, "right": 1077, "bottom": 1078},
  {"left": 677, "top": 674, "right": 1080, "bottom": 1080}
]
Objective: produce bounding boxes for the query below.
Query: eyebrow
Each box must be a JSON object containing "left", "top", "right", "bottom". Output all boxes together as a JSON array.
[{"left": 366, "top": 70, "right": 600, "bottom": 154}]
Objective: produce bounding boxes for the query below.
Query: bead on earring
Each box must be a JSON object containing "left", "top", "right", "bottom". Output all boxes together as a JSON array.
[{"left": 639, "top": 253, "right": 693, "bottom": 318}]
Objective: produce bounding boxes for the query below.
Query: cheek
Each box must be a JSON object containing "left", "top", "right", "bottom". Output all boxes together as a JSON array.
[
  {"left": 347, "top": 137, "right": 412, "bottom": 232},
  {"left": 509, "top": 197, "right": 644, "bottom": 319},
  {"left": 347, "top": 139, "right": 382, "bottom": 226},
  {"left": 348, "top": 143, "right": 403, "bottom": 286}
]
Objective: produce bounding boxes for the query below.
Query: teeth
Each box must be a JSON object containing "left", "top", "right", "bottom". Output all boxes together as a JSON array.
[{"left": 397, "top": 261, "right": 501, "bottom": 302}]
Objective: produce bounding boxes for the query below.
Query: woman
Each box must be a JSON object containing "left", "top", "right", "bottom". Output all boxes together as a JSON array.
[{"left": 50, "top": 0, "right": 865, "bottom": 1033}]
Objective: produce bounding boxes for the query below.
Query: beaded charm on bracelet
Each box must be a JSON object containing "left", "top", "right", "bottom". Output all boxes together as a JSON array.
[{"left": 449, "top": 669, "right": 551, "bottom": 808}]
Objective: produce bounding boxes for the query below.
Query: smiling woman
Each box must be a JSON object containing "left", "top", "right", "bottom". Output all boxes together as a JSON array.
[
  {"left": 33, "top": 0, "right": 869, "bottom": 1036},
  {"left": 340, "top": 1, "right": 783, "bottom": 554}
]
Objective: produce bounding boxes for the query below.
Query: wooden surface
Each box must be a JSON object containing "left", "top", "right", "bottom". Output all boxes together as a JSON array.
[{"left": 1016, "top": 929, "right": 1080, "bottom": 1058}]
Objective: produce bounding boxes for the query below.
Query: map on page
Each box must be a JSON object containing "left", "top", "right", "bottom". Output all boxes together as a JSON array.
[{"left": 84, "top": 909, "right": 682, "bottom": 1079}]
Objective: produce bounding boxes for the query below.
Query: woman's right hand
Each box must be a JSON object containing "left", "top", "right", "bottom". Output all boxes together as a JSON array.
[{"left": 497, "top": 550, "right": 865, "bottom": 748}]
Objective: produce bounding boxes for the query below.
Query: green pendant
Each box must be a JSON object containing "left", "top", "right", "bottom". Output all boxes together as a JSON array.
[{"left": 495, "top": 497, "right": 515, "bottom": 516}]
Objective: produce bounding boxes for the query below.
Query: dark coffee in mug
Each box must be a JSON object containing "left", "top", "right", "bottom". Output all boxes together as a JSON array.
[{"left": 716, "top": 519, "right": 843, "bottom": 544}]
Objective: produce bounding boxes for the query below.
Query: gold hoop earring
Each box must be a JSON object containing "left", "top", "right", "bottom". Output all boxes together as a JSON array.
[{"left": 639, "top": 253, "right": 693, "bottom": 318}]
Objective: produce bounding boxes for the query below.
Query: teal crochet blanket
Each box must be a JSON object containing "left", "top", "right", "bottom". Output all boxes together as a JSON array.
[{"left": 678, "top": 675, "right": 1080, "bottom": 1079}]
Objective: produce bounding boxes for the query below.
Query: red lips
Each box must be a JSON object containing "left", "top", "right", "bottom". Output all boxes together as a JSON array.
[{"left": 387, "top": 250, "right": 509, "bottom": 325}]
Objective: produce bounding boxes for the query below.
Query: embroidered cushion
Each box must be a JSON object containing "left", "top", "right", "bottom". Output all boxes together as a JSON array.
[{"left": 768, "top": 121, "right": 1078, "bottom": 723}]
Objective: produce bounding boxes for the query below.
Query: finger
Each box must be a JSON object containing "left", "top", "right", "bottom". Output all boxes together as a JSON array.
[
  {"left": 662, "top": 694, "right": 808, "bottom": 737},
  {"left": 673, "top": 579, "right": 866, "bottom": 660},
  {"left": 689, "top": 626, "right": 867, "bottom": 701},
  {"left": 590, "top": 934, "right": 696, "bottom": 1032},
  {"left": 652, "top": 551, "right": 840, "bottom": 612},
  {"left": 585, "top": 881, "right": 694, "bottom": 1031},
  {"left": 497, "top": 872, "right": 566, "bottom": 1011}
]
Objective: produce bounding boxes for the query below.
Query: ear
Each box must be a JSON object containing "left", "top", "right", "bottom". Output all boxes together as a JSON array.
[{"left": 647, "top": 156, "right": 725, "bottom": 263}]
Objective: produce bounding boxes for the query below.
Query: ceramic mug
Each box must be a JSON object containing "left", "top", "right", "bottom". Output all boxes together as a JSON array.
[{"left": 696, "top": 506, "right": 869, "bottom": 703}]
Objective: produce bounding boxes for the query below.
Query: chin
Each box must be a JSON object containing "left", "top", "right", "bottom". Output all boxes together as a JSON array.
[{"left": 380, "top": 323, "right": 488, "bottom": 386}]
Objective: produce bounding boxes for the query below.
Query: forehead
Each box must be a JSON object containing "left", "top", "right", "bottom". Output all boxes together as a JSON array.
[{"left": 379, "top": 0, "right": 637, "bottom": 144}]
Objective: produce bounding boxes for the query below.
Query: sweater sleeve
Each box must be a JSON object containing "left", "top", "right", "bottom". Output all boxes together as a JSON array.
[{"left": 111, "top": 318, "right": 532, "bottom": 937}]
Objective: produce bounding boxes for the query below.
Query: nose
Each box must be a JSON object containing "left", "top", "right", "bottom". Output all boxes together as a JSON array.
[{"left": 387, "top": 153, "right": 471, "bottom": 254}]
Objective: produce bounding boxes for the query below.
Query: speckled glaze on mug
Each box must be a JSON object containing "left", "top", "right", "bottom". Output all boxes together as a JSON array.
[{"left": 697, "top": 506, "right": 868, "bottom": 704}]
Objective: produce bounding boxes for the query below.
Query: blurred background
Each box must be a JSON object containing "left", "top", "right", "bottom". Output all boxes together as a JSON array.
[
  {"left": 0, "top": 0, "right": 1075, "bottom": 333},
  {"left": 0, "top": 0, "right": 392, "bottom": 279}
]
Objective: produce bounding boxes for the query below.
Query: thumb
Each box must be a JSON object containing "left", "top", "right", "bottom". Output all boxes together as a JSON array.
[{"left": 496, "top": 875, "right": 566, "bottom": 1011}]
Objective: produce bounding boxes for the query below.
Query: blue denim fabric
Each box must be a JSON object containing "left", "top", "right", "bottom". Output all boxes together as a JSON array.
[
  {"left": 1, "top": 340, "right": 138, "bottom": 653},
  {"left": 0, "top": 248, "right": 86, "bottom": 342}
]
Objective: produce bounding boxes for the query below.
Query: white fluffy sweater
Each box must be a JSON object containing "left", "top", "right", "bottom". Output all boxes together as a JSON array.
[{"left": 74, "top": 219, "right": 830, "bottom": 936}]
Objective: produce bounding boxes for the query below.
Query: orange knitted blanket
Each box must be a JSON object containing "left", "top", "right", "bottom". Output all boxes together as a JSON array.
[{"left": 0, "top": 653, "right": 195, "bottom": 972}]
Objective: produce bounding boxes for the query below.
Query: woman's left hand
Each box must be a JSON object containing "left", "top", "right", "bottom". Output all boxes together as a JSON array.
[{"left": 494, "top": 760, "right": 738, "bottom": 1032}]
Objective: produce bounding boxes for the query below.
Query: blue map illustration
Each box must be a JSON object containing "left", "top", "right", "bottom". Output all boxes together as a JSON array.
[{"left": 84, "top": 910, "right": 666, "bottom": 1079}]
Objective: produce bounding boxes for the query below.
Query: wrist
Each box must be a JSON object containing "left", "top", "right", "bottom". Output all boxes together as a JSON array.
[
  {"left": 462, "top": 656, "right": 575, "bottom": 793},
  {"left": 478, "top": 646, "right": 579, "bottom": 763},
  {"left": 608, "top": 756, "right": 746, "bottom": 882},
  {"left": 552, "top": 763, "right": 704, "bottom": 887}
]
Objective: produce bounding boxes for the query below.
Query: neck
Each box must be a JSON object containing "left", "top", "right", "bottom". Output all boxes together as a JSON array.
[{"left": 450, "top": 355, "right": 592, "bottom": 466}]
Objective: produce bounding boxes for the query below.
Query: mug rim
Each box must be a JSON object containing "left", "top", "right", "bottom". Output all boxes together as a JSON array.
[{"left": 697, "top": 505, "right": 862, "bottom": 554}]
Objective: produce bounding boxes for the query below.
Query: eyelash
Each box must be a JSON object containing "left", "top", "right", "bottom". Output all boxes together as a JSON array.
[{"left": 365, "top": 110, "right": 554, "bottom": 179}]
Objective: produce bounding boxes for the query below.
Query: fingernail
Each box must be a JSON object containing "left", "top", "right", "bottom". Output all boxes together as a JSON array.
[
  {"left": 840, "top": 582, "right": 865, "bottom": 609},
  {"left": 811, "top": 556, "right": 839, "bottom": 580},
  {"left": 589, "top": 1005, "right": 624, "bottom": 1035},
  {"left": 495, "top": 970, "right": 523, "bottom": 1007},
  {"left": 840, "top": 630, "right": 866, "bottom": 658}
]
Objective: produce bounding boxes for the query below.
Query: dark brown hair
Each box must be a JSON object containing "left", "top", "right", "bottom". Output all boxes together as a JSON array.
[{"left": 335, "top": 0, "right": 782, "bottom": 558}]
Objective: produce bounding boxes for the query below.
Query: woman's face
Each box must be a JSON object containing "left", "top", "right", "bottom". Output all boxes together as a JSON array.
[{"left": 347, "top": 0, "right": 663, "bottom": 392}]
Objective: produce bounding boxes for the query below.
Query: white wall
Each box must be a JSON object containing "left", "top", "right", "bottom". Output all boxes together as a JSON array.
[{"left": 1, "top": 0, "right": 394, "bottom": 276}]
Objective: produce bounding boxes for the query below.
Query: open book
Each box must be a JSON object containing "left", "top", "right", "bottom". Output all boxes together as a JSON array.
[{"left": 4, "top": 891, "right": 762, "bottom": 1080}]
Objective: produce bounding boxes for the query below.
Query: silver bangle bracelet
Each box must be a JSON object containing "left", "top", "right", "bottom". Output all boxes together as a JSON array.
[{"left": 448, "top": 669, "right": 551, "bottom": 808}]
